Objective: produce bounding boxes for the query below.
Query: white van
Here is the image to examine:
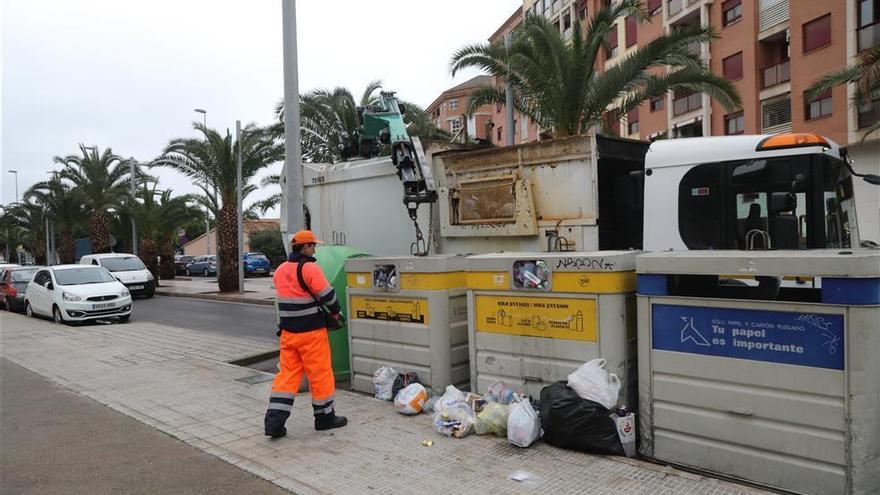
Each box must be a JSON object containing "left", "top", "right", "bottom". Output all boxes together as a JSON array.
[{"left": 80, "top": 253, "right": 155, "bottom": 298}]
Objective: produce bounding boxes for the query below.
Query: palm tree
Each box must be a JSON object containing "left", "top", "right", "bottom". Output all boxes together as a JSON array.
[
  {"left": 8, "top": 200, "right": 48, "bottom": 264},
  {"left": 807, "top": 45, "right": 880, "bottom": 140},
  {"left": 152, "top": 123, "right": 282, "bottom": 292},
  {"left": 54, "top": 144, "right": 130, "bottom": 253},
  {"left": 27, "top": 179, "right": 86, "bottom": 264},
  {"left": 450, "top": 0, "right": 740, "bottom": 137},
  {"left": 114, "top": 184, "right": 201, "bottom": 279}
]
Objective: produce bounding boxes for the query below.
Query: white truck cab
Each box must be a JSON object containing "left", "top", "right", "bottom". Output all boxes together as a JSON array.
[
  {"left": 642, "top": 133, "right": 861, "bottom": 252},
  {"left": 79, "top": 253, "right": 155, "bottom": 298}
]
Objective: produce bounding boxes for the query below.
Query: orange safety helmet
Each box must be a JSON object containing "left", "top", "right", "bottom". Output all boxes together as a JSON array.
[{"left": 291, "top": 230, "right": 324, "bottom": 245}]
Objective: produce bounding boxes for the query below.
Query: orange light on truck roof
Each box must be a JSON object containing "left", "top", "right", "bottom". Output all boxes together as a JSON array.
[{"left": 756, "top": 133, "right": 830, "bottom": 151}]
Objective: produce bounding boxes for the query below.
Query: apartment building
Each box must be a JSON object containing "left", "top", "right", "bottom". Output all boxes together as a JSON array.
[
  {"left": 426, "top": 75, "right": 495, "bottom": 141},
  {"left": 514, "top": 0, "right": 879, "bottom": 240}
]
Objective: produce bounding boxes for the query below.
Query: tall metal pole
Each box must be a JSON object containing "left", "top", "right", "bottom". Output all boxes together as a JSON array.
[
  {"left": 8, "top": 170, "right": 19, "bottom": 202},
  {"left": 45, "top": 215, "right": 51, "bottom": 265},
  {"left": 129, "top": 157, "right": 138, "bottom": 255},
  {"left": 504, "top": 33, "right": 515, "bottom": 146},
  {"left": 236, "top": 120, "right": 244, "bottom": 294},
  {"left": 282, "top": 0, "right": 305, "bottom": 249}
]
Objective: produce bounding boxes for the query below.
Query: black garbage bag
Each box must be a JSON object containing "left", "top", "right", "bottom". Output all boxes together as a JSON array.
[
  {"left": 539, "top": 381, "right": 625, "bottom": 456},
  {"left": 391, "top": 371, "right": 421, "bottom": 400}
]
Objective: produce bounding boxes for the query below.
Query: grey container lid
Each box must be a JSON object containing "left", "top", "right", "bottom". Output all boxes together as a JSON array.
[
  {"left": 346, "top": 254, "right": 468, "bottom": 273},
  {"left": 465, "top": 251, "right": 639, "bottom": 272},
  {"left": 636, "top": 249, "right": 880, "bottom": 277}
]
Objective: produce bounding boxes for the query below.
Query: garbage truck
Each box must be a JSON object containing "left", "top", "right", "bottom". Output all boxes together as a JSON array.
[{"left": 282, "top": 132, "right": 878, "bottom": 256}]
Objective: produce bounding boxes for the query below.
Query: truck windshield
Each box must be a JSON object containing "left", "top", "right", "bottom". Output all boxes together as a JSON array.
[{"left": 101, "top": 256, "right": 147, "bottom": 272}]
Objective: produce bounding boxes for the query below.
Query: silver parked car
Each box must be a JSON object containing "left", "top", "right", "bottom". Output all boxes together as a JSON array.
[{"left": 185, "top": 255, "right": 217, "bottom": 277}]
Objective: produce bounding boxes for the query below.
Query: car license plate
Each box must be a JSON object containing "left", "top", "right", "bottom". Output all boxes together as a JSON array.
[
  {"left": 93, "top": 302, "right": 115, "bottom": 310},
  {"left": 130, "top": 285, "right": 144, "bottom": 290},
  {"left": 255, "top": 268, "right": 265, "bottom": 273}
]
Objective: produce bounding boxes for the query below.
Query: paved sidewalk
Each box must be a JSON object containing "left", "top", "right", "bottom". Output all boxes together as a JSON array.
[
  {"left": 0, "top": 312, "right": 770, "bottom": 495},
  {"left": 1, "top": 358, "right": 289, "bottom": 495},
  {"left": 156, "top": 277, "right": 275, "bottom": 306}
]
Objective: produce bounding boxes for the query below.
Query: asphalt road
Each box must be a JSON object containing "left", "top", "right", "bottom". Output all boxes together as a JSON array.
[
  {"left": 132, "top": 295, "right": 278, "bottom": 343},
  {"left": 0, "top": 358, "right": 289, "bottom": 495}
]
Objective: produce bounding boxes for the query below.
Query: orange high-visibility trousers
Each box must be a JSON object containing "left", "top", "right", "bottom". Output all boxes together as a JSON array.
[
  {"left": 265, "top": 328, "right": 337, "bottom": 435},
  {"left": 272, "top": 329, "right": 335, "bottom": 402}
]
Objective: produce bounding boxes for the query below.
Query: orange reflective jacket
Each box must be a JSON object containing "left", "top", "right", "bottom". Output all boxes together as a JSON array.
[{"left": 274, "top": 254, "right": 340, "bottom": 333}]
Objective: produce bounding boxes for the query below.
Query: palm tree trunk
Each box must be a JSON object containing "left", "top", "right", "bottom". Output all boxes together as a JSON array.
[
  {"left": 216, "top": 203, "right": 239, "bottom": 292},
  {"left": 90, "top": 212, "right": 112, "bottom": 253},
  {"left": 33, "top": 234, "right": 47, "bottom": 265},
  {"left": 58, "top": 232, "right": 76, "bottom": 264},
  {"left": 139, "top": 238, "right": 159, "bottom": 282},
  {"left": 158, "top": 237, "right": 176, "bottom": 280}
]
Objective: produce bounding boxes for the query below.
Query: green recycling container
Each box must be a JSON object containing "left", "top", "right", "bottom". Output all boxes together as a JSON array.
[{"left": 315, "top": 246, "right": 370, "bottom": 380}]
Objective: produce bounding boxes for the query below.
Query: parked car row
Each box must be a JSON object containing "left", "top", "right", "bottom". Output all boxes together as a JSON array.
[
  {"left": 173, "top": 252, "right": 271, "bottom": 278},
  {"left": 0, "top": 252, "right": 157, "bottom": 325}
]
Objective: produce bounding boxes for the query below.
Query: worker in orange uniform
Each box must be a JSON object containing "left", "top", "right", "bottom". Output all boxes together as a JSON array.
[{"left": 264, "top": 230, "right": 347, "bottom": 438}]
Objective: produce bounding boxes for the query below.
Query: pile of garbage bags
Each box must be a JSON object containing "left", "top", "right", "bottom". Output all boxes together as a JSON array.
[{"left": 371, "top": 358, "right": 635, "bottom": 457}]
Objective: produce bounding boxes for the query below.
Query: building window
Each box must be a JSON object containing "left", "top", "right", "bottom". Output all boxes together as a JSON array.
[
  {"left": 805, "top": 90, "right": 833, "bottom": 120},
  {"left": 563, "top": 12, "right": 572, "bottom": 31},
  {"left": 647, "top": 0, "right": 662, "bottom": 16},
  {"left": 496, "top": 126, "right": 503, "bottom": 142},
  {"left": 579, "top": 2, "right": 588, "bottom": 20},
  {"left": 450, "top": 119, "right": 462, "bottom": 135},
  {"left": 449, "top": 99, "right": 458, "bottom": 110},
  {"left": 857, "top": 99, "right": 880, "bottom": 129},
  {"left": 605, "top": 109, "right": 620, "bottom": 136},
  {"left": 650, "top": 96, "right": 665, "bottom": 112},
  {"left": 625, "top": 15, "right": 637, "bottom": 47},
  {"left": 803, "top": 14, "right": 832, "bottom": 53},
  {"left": 857, "top": 0, "right": 880, "bottom": 52},
  {"left": 543, "top": 0, "right": 551, "bottom": 13},
  {"left": 607, "top": 25, "right": 619, "bottom": 58},
  {"left": 725, "top": 112, "right": 744, "bottom": 135},
  {"left": 722, "top": 0, "right": 742, "bottom": 26},
  {"left": 723, "top": 52, "right": 743, "bottom": 80},
  {"left": 761, "top": 97, "right": 792, "bottom": 131},
  {"left": 627, "top": 107, "right": 639, "bottom": 135}
]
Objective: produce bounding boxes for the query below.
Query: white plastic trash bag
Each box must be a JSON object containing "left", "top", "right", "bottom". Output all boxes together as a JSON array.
[
  {"left": 507, "top": 395, "right": 541, "bottom": 447},
  {"left": 567, "top": 358, "right": 620, "bottom": 410},
  {"left": 373, "top": 366, "right": 398, "bottom": 401},
  {"left": 433, "top": 400, "right": 475, "bottom": 438},
  {"left": 395, "top": 383, "right": 428, "bottom": 415},
  {"left": 434, "top": 384, "right": 468, "bottom": 414},
  {"left": 485, "top": 381, "right": 515, "bottom": 405}
]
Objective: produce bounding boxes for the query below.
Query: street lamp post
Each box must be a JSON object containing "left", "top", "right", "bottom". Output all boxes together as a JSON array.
[
  {"left": 128, "top": 157, "right": 138, "bottom": 255},
  {"left": 8, "top": 170, "right": 19, "bottom": 202},
  {"left": 236, "top": 121, "right": 245, "bottom": 294},
  {"left": 194, "top": 108, "right": 211, "bottom": 256},
  {"left": 44, "top": 170, "right": 61, "bottom": 264}
]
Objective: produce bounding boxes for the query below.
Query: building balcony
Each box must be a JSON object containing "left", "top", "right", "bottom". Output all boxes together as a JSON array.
[
  {"left": 672, "top": 92, "right": 702, "bottom": 117},
  {"left": 761, "top": 60, "right": 790, "bottom": 89},
  {"left": 667, "top": 0, "right": 701, "bottom": 19},
  {"left": 759, "top": 0, "right": 789, "bottom": 33},
  {"left": 858, "top": 22, "right": 880, "bottom": 53}
]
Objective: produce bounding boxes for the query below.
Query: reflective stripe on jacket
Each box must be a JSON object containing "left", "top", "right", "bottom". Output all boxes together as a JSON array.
[{"left": 274, "top": 253, "right": 341, "bottom": 333}]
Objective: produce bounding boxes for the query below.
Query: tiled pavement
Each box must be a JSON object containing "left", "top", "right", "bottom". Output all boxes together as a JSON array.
[{"left": 0, "top": 312, "right": 770, "bottom": 495}]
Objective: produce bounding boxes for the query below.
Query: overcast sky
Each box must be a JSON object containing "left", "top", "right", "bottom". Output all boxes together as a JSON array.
[{"left": 0, "top": 0, "right": 520, "bottom": 213}]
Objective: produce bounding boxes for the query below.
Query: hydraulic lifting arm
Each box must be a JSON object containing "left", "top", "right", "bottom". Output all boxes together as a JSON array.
[{"left": 341, "top": 91, "right": 438, "bottom": 255}]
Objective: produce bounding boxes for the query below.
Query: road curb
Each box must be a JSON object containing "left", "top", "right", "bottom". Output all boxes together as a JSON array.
[{"left": 154, "top": 290, "right": 275, "bottom": 307}]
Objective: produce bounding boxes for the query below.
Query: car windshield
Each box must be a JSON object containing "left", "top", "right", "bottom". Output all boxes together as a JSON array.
[
  {"left": 178, "top": 256, "right": 194, "bottom": 263},
  {"left": 54, "top": 267, "right": 116, "bottom": 286},
  {"left": 247, "top": 254, "right": 268, "bottom": 261},
  {"left": 11, "top": 268, "right": 40, "bottom": 282},
  {"left": 101, "top": 256, "right": 147, "bottom": 272}
]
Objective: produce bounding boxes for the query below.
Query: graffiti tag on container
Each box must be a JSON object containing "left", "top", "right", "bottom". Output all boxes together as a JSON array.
[{"left": 555, "top": 257, "right": 615, "bottom": 271}]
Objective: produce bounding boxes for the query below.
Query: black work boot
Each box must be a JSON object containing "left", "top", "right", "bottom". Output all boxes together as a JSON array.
[
  {"left": 264, "top": 407, "right": 291, "bottom": 438},
  {"left": 314, "top": 412, "right": 348, "bottom": 431}
]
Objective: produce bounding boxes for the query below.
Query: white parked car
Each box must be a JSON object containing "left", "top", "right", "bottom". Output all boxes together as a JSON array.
[
  {"left": 80, "top": 253, "right": 155, "bottom": 297},
  {"left": 25, "top": 265, "right": 132, "bottom": 324}
]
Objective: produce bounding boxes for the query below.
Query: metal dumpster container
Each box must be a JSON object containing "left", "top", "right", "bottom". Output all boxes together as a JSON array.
[
  {"left": 466, "top": 251, "right": 638, "bottom": 405},
  {"left": 636, "top": 250, "right": 880, "bottom": 495},
  {"left": 346, "top": 255, "right": 468, "bottom": 396}
]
